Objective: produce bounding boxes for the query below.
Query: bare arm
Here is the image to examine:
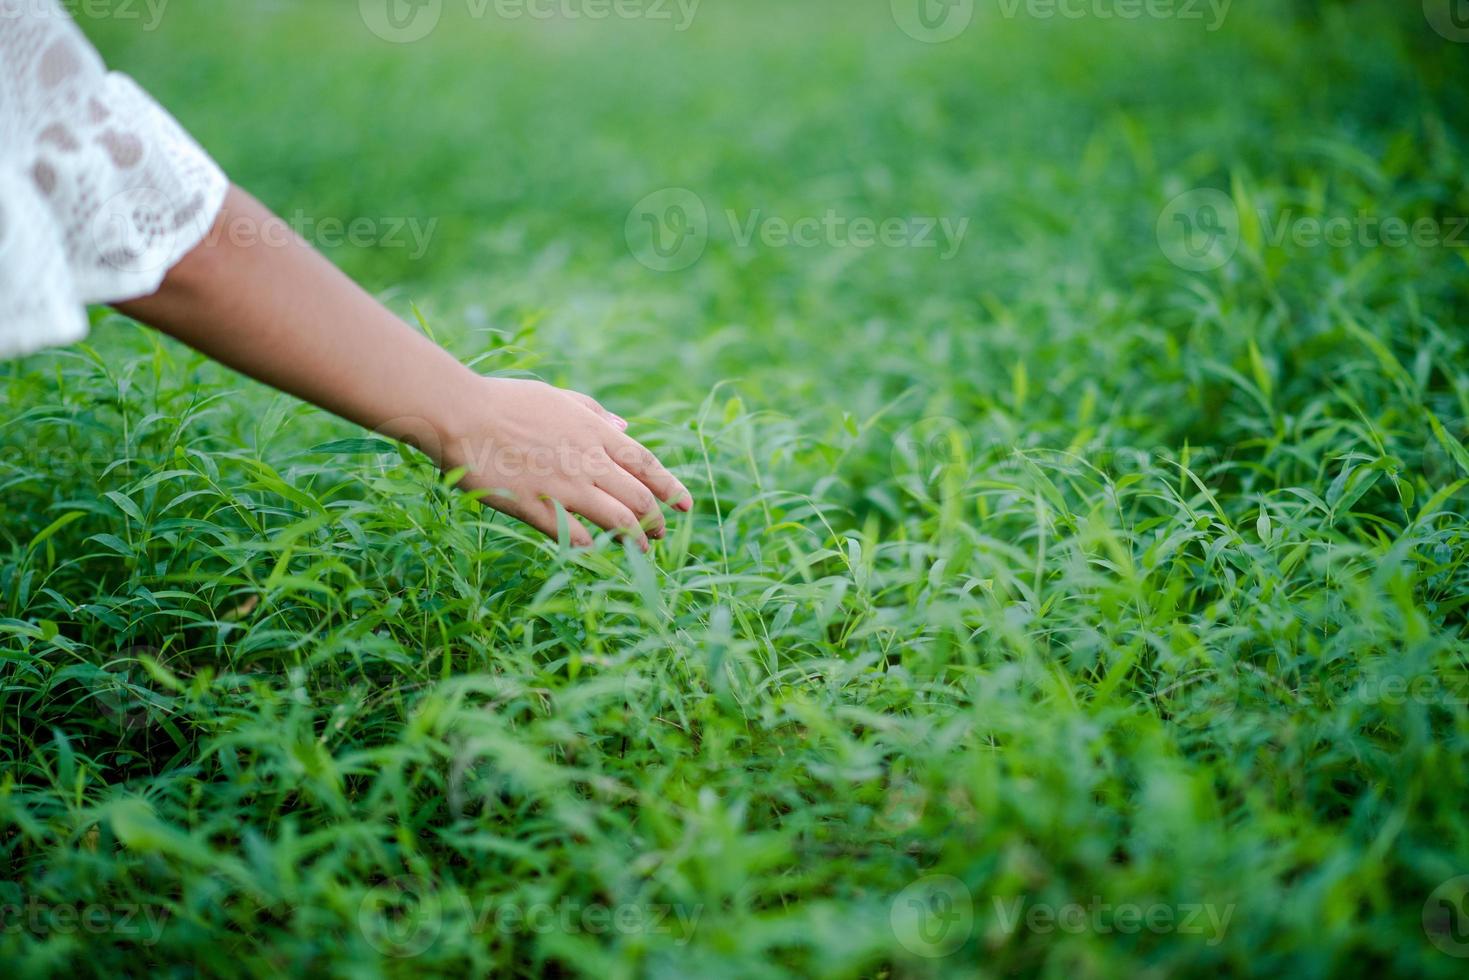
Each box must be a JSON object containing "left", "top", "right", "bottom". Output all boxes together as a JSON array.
[{"left": 118, "top": 185, "right": 691, "bottom": 549}]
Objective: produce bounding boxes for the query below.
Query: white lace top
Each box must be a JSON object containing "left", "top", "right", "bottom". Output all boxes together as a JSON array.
[{"left": 0, "top": 0, "right": 227, "bottom": 358}]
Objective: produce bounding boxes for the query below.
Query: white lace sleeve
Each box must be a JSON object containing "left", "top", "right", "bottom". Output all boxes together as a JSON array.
[{"left": 0, "top": 0, "right": 228, "bottom": 358}]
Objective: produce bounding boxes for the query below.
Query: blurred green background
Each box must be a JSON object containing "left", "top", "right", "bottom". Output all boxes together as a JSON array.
[{"left": 84, "top": 0, "right": 1469, "bottom": 446}]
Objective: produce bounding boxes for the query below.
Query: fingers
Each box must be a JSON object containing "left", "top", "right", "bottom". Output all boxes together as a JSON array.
[
  {"left": 485, "top": 493, "right": 592, "bottom": 547},
  {"left": 593, "top": 463, "right": 666, "bottom": 539},
  {"left": 566, "top": 489, "right": 649, "bottom": 551},
  {"left": 571, "top": 391, "right": 689, "bottom": 510},
  {"left": 605, "top": 432, "right": 693, "bottom": 512},
  {"left": 483, "top": 480, "right": 661, "bottom": 551},
  {"left": 495, "top": 496, "right": 594, "bottom": 548},
  {"left": 550, "top": 504, "right": 595, "bottom": 549},
  {"left": 465, "top": 383, "right": 690, "bottom": 550},
  {"left": 573, "top": 391, "right": 628, "bottom": 432}
]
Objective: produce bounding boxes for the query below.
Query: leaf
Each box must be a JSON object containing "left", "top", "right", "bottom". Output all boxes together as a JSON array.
[
  {"left": 26, "top": 511, "right": 84, "bottom": 553},
  {"left": 104, "top": 490, "right": 145, "bottom": 523},
  {"left": 1247, "top": 339, "right": 1273, "bottom": 404},
  {"left": 308, "top": 438, "right": 397, "bottom": 455},
  {"left": 87, "top": 533, "right": 133, "bottom": 557},
  {"left": 1427, "top": 412, "right": 1469, "bottom": 478},
  {"left": 1329, "top": 465, "right": 1382, "bottom": 516},
  {"left": 1415, "top": 478, "right": 1469, "bottom": 525},
  {"left": 1231, "top": 171, "right": 1262, "bottom": 254}
]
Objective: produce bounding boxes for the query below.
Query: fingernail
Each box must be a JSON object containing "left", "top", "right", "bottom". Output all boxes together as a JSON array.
[
  {"left": 676, "top": 496, "right": 693, "bottom": 512},
  {"left": 613, "top": 415, "right": 629, "bottom": 430}
]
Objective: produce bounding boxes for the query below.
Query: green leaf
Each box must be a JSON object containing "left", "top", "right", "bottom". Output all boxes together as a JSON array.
[
  {"left": 307, "top": 438, "right": 398, "bottom": 455},
  {"left": 25, "top": 511, "right": 84, "bottom": 553}
]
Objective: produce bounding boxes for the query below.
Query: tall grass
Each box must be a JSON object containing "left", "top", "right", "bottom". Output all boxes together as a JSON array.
[{"left": 2, "top": 1, "right": 1467, "bottom": 975}]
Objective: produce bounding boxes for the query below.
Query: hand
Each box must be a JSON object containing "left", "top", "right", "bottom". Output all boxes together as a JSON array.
[
  {"left": 118, "top": 187, "right": 693, "bottom": 551},
  {"left": 442, "top": 377, "right": 693, "bottom": 550}
]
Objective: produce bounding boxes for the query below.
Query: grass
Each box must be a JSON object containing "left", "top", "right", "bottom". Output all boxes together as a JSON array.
[{"left": 2, "top": 0, "right": 1468, "bottom": 975}]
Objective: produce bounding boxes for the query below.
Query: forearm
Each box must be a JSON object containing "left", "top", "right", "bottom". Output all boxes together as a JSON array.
[
  {"left": 115, "top": 183, "right": 691, "bottom": 547},
  {"left": 116, "top": 184, "right": 474, "bottom": 462}
]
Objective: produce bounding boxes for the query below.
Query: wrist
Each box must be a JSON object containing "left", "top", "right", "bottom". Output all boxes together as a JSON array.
[
  {"left": 365, "top": 365, "right": 485, "bottom": 472},
  {"left": 433, "top": 373, "right": 504, "bottom": 473}
]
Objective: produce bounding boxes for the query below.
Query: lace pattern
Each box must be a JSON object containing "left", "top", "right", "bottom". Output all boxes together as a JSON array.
[{"left": 0, "top": 0, "right": 227, "bottom": 358}]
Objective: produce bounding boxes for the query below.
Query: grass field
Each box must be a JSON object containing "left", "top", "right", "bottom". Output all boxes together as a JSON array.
[{"left": 3, "top": 0, "right": 1469, "bottom": 975}]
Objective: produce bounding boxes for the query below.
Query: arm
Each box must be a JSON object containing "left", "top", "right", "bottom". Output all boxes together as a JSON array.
[{"left": 117, "top": 185, "right": 691, "bottom": 550}]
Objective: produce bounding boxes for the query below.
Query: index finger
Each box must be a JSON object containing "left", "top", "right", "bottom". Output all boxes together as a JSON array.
[{"left": 604, "top": 433, "right": 693, "bottom": 512}]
